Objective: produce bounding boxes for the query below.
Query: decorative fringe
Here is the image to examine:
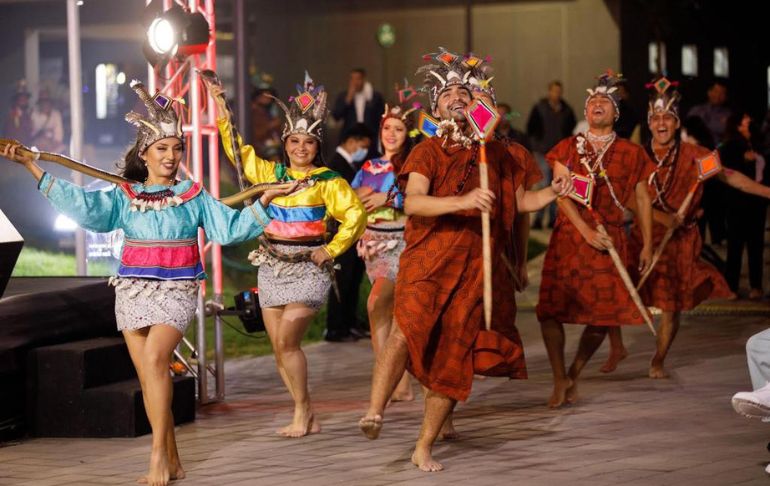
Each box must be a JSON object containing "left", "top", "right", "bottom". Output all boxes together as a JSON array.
[
  {"left": 108, "top": 277, "right": 199, "bottom": 299},
  {"left": 129, "top": 194, "right": 184, "bottom": 212}
]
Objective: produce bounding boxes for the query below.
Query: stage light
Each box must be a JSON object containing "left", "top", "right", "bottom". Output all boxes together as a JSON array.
[
  {"left": 116, "top": 72, "right": 126, "bottom": 85},
  {"left": 54, "top": 214, "right": 78, "bottom": 232},
  {"left": 141, "top": 3, "right": 210, "bottom": 69}
]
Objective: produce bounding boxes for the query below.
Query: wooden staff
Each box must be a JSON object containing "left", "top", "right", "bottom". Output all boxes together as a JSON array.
[{"left": 478, "top": 139, "right": 493, "bottom": 330}]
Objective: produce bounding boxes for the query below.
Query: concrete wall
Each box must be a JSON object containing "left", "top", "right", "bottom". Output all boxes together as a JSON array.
[{"left": 244, "top": 0, "right": 619, "bottom": 130}]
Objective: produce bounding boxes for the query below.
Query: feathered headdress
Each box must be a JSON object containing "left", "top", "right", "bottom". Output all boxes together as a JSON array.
[
  {"left": 416, "top": 47, "right": 477, "bottom": 111},
  {"left": 125, "top": 80, "right": 183, "bottom": 153},
  {"left": 381, "top": 78, "right": 421, "bottom": 130},
  {"left": 465, "top": 53, "right": 496, "bottom": 104},
  {"left": 646, "top": 76, "right": 681, "bottom": 122},
  {"left": 585, "top": 69, "right": 625, "bottom": 121},
  {"left": 270, "top": 71, "right": 327, "bottom": 141}
]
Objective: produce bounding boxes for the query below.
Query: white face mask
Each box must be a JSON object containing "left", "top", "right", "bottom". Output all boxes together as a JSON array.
[{"left": 351, "top": 147, "right": 368, "bottom": 162}]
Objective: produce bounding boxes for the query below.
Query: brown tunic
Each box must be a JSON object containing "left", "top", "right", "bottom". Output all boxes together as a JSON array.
[
  {"left": 536, "top": 135, "right": 655, "bottom": 326},
  {"left": 395, "top": 136, "right": 527, "bottom": 402},
  {"left": 628, "top": 142, "right": 732, "bottom": 311}
]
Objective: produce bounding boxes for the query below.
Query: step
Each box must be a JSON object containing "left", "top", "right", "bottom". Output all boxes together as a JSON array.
[{"left": 31, "top": 376, "right": 195, "bottom": 437}]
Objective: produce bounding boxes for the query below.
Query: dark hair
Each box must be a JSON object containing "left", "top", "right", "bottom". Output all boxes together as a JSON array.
[
  {"left": 118, "top": 140, "right": 148, "bottom": 182},
  {"left": 709, "top": 79, "right": 728, "bottom": 90},
  {"left": 548, "top": 80, "right": 563, "bottom": 89},
  {"left": 352, "top": 68, "right": 366, "bottom": 77},
  {"left": 723, "top": 111, "right": 757, "bottom": 144},
  {"left": 340, "top": 123, "right": 373, "bottom": 143},
  {"left": 251, "top": 86, "right": 277, "bottom": 102},
  {"left": 681, "top": 116, "right": 714, "bottom": 149},
  {"left": 497, "top": 102, "right": 512, "bottom": 113}
]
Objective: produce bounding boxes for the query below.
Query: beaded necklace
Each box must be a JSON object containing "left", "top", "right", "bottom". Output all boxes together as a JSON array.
[
  {"left": 646, "top": 141, "right": 680, "bottom": 213},
  {"left": 576, "top": 132, "right": 625, "bottom": 212},
  {"left": 129, "top": 179, "right": 183, "bottom": 212}
]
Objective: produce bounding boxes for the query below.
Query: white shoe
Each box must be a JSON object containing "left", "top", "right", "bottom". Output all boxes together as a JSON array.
[{"left": 732, "top": 383, "right": 770, "bottom": 421}]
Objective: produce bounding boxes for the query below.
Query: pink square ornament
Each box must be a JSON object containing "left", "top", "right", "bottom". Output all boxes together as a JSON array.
[
  {"left": 295, "top": 92, "right": 315, "bottom": 113},
  {"left": 464, "top": 99, "right": 499, "bottom": 141},
  {"left": 567, "top": 173, "right": 594, "bottom": 207},
  {"left": 696, "top": 150, "right": 722, "bottom": 181}
]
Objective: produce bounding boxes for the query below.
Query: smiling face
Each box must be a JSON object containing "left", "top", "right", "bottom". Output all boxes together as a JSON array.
[
  {"left": 380, "top": 117, "right": 407, "bottom": 155},
  {"left": 586, "top": 95, "right": 616, "bottom": 130},
  {"left": 141, "top": 137, "right": 184, "bottom": 182},
  {"left": 435, "top": 85, "right": 472, "bottom": 123},
  {"left": 284, "top": 133, "right": 319, "bottom": 170},
  {"left": 649, "top": 112, "right": 680, "bottom": 147}
]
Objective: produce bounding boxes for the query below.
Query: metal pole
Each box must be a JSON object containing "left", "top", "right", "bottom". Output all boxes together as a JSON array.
[
  {"left": 66, "top": 0, "right": 87, "bottom": 276},
  {"left": 234, "top": 0, "right": 247, "bottom": 131}
]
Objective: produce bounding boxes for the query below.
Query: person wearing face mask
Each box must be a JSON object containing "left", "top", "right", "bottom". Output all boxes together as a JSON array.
[
  {"left": 358, "top": 48, "right": 571, "bottom": 472},
  {"left": 324, "top": 123, "right": 373, "bottom": 341},
  {"left": 0, "top": 80, "right": 287, "bottom": 486},
  {"left": 211, "top": 72, "right": 366, "bottom": 438}
]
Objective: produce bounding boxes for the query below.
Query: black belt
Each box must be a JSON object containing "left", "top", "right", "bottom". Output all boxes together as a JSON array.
[{"left": 266, "top": 238, "right": 325, "bottom": 247}]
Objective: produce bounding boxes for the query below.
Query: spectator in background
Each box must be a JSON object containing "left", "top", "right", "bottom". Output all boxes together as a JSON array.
[
  {"left": 249, "top": 78, "right": 282, "bottom": 161},
  {"left": 496, "top": 102, "right": 530, "bottom": 150},
  {"left": 719, "top": 112, "right": 768, "bottom": 299},
  {"left": 332, "top": 69, "right": 384, "bottom": 156},
  {"left": 688, "top": 81, "right": 733, "bottom": 246},
  {"left": 614, "top": 82, "right": 640, "bottom": 141},
  {"left": 31, "top": 90, "right": 65, "bottom": 153},
  {"left": 3, "top": 81, "right": 32, "bottom": 142},
  {"left": 324, "top": 123, "right": 373, "bottom": 341},
  {"left": 526, "top": 80, "right": 576, "bottom": 228}
]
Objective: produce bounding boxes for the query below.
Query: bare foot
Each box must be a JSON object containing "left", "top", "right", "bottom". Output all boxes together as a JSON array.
[
  {"left": 548, "top": 378, "right": 573, "bottom": 408},
  {"left": 138, "top": 449, "right": 170, "bottom": 486},
  {"left": 137, "top": 463, "right": 184, "bottom": 484},
  {"left": 648, "top": 359, "right": 669, "bottom": 379},
  {"left": 599, "top": 348, "right": 628, "bottom": 373},
  {"left": 358, "top": 414, "right": 383, "bottom": 440},
  {"left": 565, "top": 380, "right": 579, "bottom": 405},
  {"left": 439, "top": 419, "right": 459, "bottom": 441},
  {"left": 391, "top": 389, "right": 415, "bottom": 402},
  {"left": 411, "top": 447, "right": 443, "bottom": 472},
  {"left": 277, "top": 412, "right": 320, "bottom": 438}
]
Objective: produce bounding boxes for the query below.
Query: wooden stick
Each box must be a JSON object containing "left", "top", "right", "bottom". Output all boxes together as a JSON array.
[
  {"left": 479, "top": 141, "right": 493, "bottom": 331},
  {"left": 589, "top": 209, "right": 657, "bottom": 336},
  {"left": 636, "top": 184, "right": 697, "bottom": 290}
]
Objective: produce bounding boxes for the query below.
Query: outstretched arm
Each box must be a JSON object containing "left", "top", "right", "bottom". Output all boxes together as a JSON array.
[
  {"left": 719, "top": 168, "right": 770, "bottom": 199},
  {"left": 403, "top": 172, "right": 494, "bottom": 217}
]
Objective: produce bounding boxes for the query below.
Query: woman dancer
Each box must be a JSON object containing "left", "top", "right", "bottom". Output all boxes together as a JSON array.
[
  {"left": 0, "top": 81, "right": 291, "bottom": 486},
  {"left": 210, "top": 73, "right": 366, "bottom": 437}
]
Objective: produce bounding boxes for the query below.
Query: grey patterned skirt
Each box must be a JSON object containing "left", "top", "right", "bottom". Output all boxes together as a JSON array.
[
  {"left": 356, "top": 225, "right": 406, "bottom": 283},
  {"left": 249, "top": 243, "right": 331, "bottom": 310},
  {"left": 110, "top": 277, "right": 199, "bottom": 334}
]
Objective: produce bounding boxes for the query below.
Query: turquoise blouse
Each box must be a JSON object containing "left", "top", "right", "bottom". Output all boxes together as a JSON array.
[{"left": 37, "top": 172, "right": 271, "bottom": 280}]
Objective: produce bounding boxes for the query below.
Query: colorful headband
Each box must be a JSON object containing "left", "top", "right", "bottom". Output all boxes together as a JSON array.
[
  {"left": 124, "top": 80, "right": 183, "bottom": 153},
  {"left": 416, "top": 47, "right": 477, "bottom": 111},
  {"left": 270, "top": 71, "right": 327, "bottom": 141},
  {"left": 585, "top": 69, "right": 625, "bottom": 121},
  {"left": 381, "top": 79, "right": 421, "bottom": 130},
  {"left": 646, "top": 76, "right": 681, "bottom": 122}
]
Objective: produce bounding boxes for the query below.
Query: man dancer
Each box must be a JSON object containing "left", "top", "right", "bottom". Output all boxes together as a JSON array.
[
  {"left": 608, "top": 77, "right": 770, "bottom": 378},
  {"left": 358, "top": 48, "right": 568, "bottom": 471},
  {"left": 537, "top": 71, "right": 655, "bottom": 408}
]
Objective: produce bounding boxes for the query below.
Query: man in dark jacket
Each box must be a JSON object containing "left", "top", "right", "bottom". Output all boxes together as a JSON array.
[
  {"left": 332, "top": 69, "right": 384, "bottom": 157},
  {"left": 526, "top": 80, "right": 577, "bottom": 228}
]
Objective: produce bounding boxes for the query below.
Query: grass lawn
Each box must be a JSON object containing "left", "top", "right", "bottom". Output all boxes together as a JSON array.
[{"left": 12, "top": 239, "right": 547, "bottom": 360}]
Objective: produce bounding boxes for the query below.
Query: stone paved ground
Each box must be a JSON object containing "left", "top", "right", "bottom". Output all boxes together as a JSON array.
[{"left": 2, "top": 245, "right": 770, "bottom": 485}]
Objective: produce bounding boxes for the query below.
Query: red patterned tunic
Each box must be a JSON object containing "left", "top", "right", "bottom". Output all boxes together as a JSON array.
[
  {"left": 628, "top": 142, "right": 732, "bottom": 311},
  {"left": 536, "top": 135, "right": 655, "bottom": 326},
  {"left": 394, "top": 136, "right": 527, "bottom": 402}
]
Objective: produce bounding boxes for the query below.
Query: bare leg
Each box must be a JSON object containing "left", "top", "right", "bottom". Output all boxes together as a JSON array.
[
  {"left": 368, "top": 278, "right": 413, "bottom": 402},
  {"left": 649, "top": 311, "right": 680, "bottom": 379},
  {"left": 540, "top": 319, "right": 572, "bottom": 408},
  {"left": 421, "top": 386, "right": 458, "bottom": 440},
  {"left": 262, "top": 306, "right": 297, "bottom": 402},
  {"left": 268, "top": 303, "right": 319, "bottom": 438},
  {"left": 411, "top": 390, "right": 456, "bottom": 472},
  {"left": 359, "top": 324, "right": 410, "bottom": 439},
  {"left": 566, "top": 325, "right": 609, "bottom": 404},
  {"left": 124, "top": 325, "right": 184, "bottom": 486},
  {"left": 599, "top": 327, "right": 628, "bottom": 373}
]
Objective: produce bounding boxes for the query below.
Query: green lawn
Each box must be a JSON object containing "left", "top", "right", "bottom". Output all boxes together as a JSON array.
[{"left": 12, "top": 240, "right": 545, "bottom": 360}]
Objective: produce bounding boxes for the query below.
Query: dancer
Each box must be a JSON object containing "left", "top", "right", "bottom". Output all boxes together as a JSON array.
[
  {"left": 210, "top": 73, "right": 366, "bottom": 437},
  {"left": 352, "top": 82, "right": 418, "bottom": 401},
  {"left": 0, "top": 81, "right": 288, "bottom": 486},
  {"left": 537, "top": 70, "right": 655, "bottom": 409},
  {"left": 358, "top": 49, "right": 570, "bottom": 472},
  {"left": 603, "top": 78, "right": 770, "bottom": 378}
]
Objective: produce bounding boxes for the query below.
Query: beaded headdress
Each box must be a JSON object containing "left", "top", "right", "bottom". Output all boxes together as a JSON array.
[
  {"left": 381, "top": 79, "right": 420, "bottom": 130},
  {"left": 585, "top": 69, "right": 625, "bottom": 121},
  {"left": 416, "top": 47, "right": 477, "bottom": 111},
  {"left": 646, "top": 76, "right": 681, "bottom": 122},
  {"left": 125, "top": 80, "right": 183, "bottom": 153},
  {"left": 270, "top": 71, "right": 327, "bottom": 141},
  {"left": 465, "top": 53, "right": 496, "bottom": 104}
]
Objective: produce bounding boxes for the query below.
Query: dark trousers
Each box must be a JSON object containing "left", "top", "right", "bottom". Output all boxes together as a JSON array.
[
  {"left": 725, "top": 204, "right": 767, "bottom": 291},
  {"left": 699, "top": 180, "right": 727, "bottom": 245},
  {"left": 325, "top": 245, "right": 365, "bottom": 337}
]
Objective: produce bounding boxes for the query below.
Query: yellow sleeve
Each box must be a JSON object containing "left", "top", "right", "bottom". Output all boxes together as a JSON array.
[
  {"left": 216, "top": 117, "right": 276, "bottom": 184},
  {"left": 320, "top": 177, "right": 367, "bottom": 258}
]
